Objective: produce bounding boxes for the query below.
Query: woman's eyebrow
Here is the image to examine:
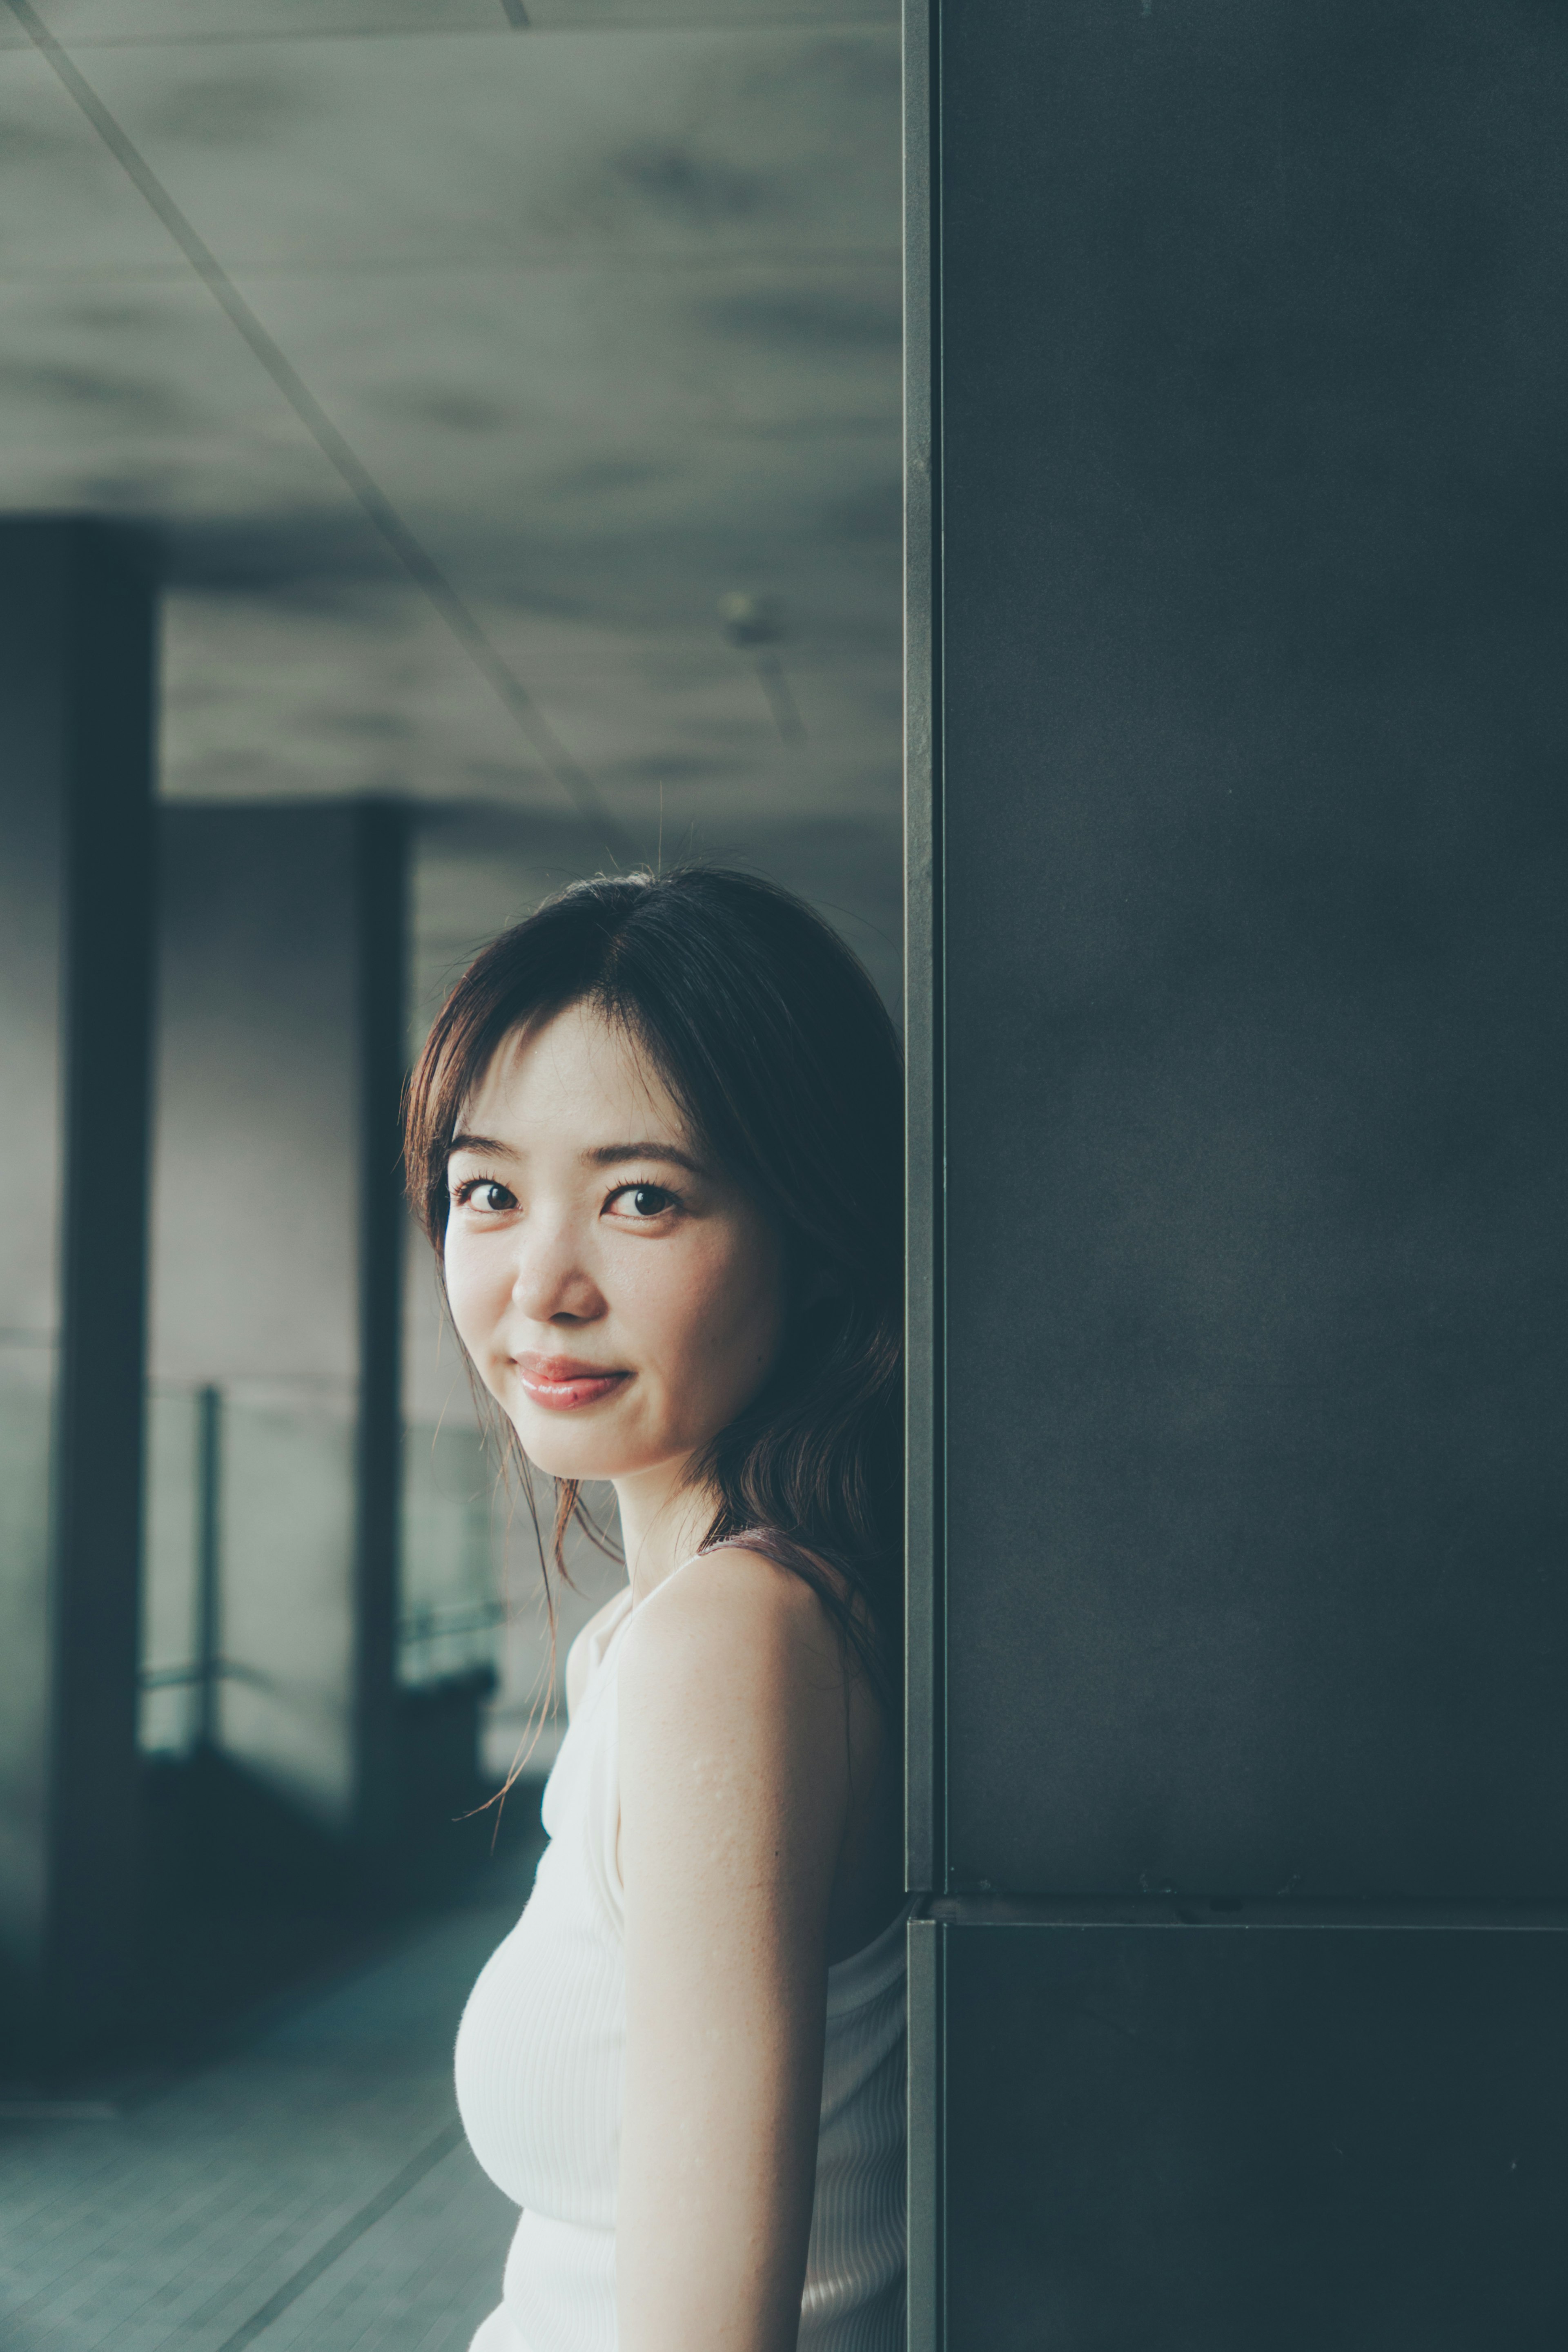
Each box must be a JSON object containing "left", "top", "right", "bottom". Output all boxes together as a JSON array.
[
  {"left": 586, "top": 1140, "right": 704, "bottom": 1175},
  {"left": 448, "top": 1131, "right": 518, "bottom": 1159}
]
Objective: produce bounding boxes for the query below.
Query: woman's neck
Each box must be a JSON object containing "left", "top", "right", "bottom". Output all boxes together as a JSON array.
[{"left": 611, "top": 1459, "right": 717, "bottom": 1606}]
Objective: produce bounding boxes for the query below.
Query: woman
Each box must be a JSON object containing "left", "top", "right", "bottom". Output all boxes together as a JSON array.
[{"left": 403, "top": 867, "right": 909, "bottom": 2352}]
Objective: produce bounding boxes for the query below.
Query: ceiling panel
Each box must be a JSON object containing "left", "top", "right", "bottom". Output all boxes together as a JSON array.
[
  {"left": 29, "top": 2, "right": 505, "bottom": 38},
  {"left": 212, "top": 262, "right": 899, "bottom": 543},
  {"left": 30, "top": 2, "right": 895, "bottom": 38},
  {"left": 66, "top": 28, "right": 898, "bottom": 274},
  {"left": 0, "top": 0, "right": 902, "bottom": 967},
  {"left": 0, "top": 45, "right": 194, "bottom": 274}
]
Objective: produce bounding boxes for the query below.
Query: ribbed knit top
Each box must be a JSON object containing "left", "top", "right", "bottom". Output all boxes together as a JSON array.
[{"left": 455, "top": 1572, "right": 910, "bottom": 2352}]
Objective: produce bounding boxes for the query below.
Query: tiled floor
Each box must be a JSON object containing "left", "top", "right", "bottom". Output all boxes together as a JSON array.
[{"left": 0, "top": 1852, "right": 537, "bottom": 2352}]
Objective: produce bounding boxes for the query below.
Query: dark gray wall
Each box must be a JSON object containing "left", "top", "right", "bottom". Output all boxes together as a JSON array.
[
  {"left": 910, "top": 0, "right": 1568, "bottom": 2338},
  {"left": 933, "top": 1917, "right": 1568, "bottom": 2352},
  {"left": 933, "top": 0, "right": 1568, "bottom": 1904},
  {"left": 0, "top": 521, "right": 155, "bottom": 2060}
]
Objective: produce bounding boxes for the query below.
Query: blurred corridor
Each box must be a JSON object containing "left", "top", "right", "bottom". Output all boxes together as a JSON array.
[
  {"left": 0, "top": 0, "right": 900, "bottom": 2096},
  {"left": 1, "top": 1819, "right": 543, "bottom": 2352}
]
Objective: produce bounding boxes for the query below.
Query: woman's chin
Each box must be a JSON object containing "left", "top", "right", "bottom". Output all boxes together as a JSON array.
[
  {"left": 511, "top": 1431, "right": 613, "bottom": 1483},
  {"left": 506, "top": 1411, "right": 693, "bottom": 1492},
  {"left": 503, "top": 1410, "right": 633, "bottom": 1486}
]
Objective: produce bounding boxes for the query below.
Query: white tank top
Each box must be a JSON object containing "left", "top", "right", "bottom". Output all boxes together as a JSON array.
[{"left": 455, "top": 1572, "right": 910, "bottom": 2352}]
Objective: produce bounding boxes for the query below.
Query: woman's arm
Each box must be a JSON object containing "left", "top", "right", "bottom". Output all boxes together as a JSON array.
[{"left": 615, "top": 1547, "right": 853, "bottom": 2352}]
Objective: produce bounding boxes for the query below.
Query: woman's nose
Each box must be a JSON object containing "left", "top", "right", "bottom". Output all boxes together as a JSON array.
[{"left": 508, "top": 1219, "right": 604, "bottom": 1325}]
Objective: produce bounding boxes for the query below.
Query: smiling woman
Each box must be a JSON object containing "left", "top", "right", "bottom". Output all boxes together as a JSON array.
[
  {"left": 402, "top": 867, "right": 908, "bottom": 2352},
  {"left": 443, "top": 1003, "right": 788, "bottom": 1519}
]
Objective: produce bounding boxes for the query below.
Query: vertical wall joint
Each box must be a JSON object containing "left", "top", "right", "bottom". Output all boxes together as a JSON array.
[{"left": 904, "top": 0, "right": 946, "bottom": 1898}]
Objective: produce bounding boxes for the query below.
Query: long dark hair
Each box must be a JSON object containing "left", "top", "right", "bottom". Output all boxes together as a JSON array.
[{"left": 403, "top": 866, "right": 904, "bottom": 1705}]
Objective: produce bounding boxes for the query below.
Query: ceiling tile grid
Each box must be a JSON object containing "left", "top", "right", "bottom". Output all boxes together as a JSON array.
[{"left": 0, "top": 0, "right": 902, "bottom": 983}]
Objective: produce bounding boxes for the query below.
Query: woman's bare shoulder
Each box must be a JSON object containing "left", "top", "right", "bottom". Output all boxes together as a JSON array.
[
  {"left": 624, "top": 1543, "right": 840, "bottom": 1683},
  {"left": 617, "top": 1544, "right": 853, "bottom": 1899},
  {"left": 618, "top": 1545, "right": 851, "bottom": 1797}
]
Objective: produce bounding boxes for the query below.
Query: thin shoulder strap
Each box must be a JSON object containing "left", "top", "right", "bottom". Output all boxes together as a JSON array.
[
  {"left": 637, "top": 1546, "right": 712, "bottom": 1609},
  {"left": 636, "top": 1530, "right": 774, "bottom": 1613}
]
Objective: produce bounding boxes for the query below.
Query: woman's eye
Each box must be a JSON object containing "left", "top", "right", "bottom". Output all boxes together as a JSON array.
[
  {"left": 455, "top": 1178, "right": 515, "bottom": 1214},
  {"left": 607, "top": 1182, "right": 676, "bottom": 1220}
]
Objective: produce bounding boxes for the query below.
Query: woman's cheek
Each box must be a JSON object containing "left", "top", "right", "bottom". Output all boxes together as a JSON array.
[
  {"left": 442, "top": 1234, "right": 493, "bottom": 1360},
  {"left": 615, "top": 1244, "right": 705, "bottom": 1377}
]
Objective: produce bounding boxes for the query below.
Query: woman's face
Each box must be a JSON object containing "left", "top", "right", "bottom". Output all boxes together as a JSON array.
[{"left": 443, "top": 999, "right": 786, "bottom": 1489}]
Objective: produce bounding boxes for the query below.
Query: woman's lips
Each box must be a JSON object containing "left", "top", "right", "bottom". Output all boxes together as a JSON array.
[{"left": 512, "top": 1353, "right": 630, "bottom": 1412}]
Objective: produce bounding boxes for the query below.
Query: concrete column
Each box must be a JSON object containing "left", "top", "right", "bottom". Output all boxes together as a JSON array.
[
  {"left": 909, "top": 3, "right": 1568, "bottom": 2340},
  {"left": 353, "top": 804, "right": 409, "bottom": 1851},
  {"left": 0, "top": 520, "right": 156, "bottom": 2064},
  {"left": 148, "top": 801, "right": 407, "bottom": 1852}
]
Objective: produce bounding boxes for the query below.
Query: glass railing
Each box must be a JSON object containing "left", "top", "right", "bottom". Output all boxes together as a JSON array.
[
  {"left": 138, "top": 1385, "right": 506, "bottom": 1803},
  {"left": 138, "top": 1379, "right": 208, "bottom": 1757},
  {"left": 400, "top": 1418, "right": 507, "bottom": 1686}
]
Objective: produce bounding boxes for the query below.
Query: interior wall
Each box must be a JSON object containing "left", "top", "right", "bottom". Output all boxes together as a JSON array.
[
  {"left": 912, "top": 0, "right": 1568, "bottom": 2337},
  {"left": 0, "top": 551, "right": 66, "bottom": 1969},
  {"left": 0, "top": 518, "right": 155, "bottom": 2054},
  {"left": 149, "top": 803, "right": 365, "bottom": 1827}
]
